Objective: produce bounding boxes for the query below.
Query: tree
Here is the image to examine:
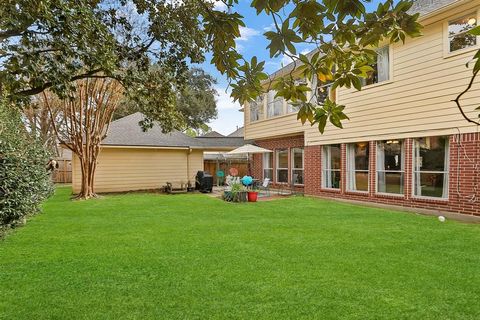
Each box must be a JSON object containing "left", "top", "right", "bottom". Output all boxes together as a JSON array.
[
  {"left": 1, "top": 0, "right": 421, "bottom": 135},
  {"left": 42, "top": 78, "right": 123, "bottom": 199},
  {"left": 114, "top": 68, "right": 218, "bottom": 130},
  {"left": 22, "top": 92, "right": 63, "bottom": 154}
]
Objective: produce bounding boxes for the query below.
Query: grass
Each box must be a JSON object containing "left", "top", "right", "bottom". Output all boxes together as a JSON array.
[{"left": 1, "top": 187, "right": 479, "bottom": 319}]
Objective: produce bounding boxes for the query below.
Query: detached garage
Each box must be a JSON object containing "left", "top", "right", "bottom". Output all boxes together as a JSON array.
[{"left": 72, "top": 113, "right": 206, "bottom": 194}]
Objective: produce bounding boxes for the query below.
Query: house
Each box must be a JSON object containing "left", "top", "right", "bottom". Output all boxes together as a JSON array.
[
  {"left": 71, "top": 113, "right": 245, "bottom": 193},
  {"left": 244, "top": 0, "right": 480, "bottom": 216}
]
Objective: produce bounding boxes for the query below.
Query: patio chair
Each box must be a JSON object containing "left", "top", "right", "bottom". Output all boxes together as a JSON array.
[{"left": 257, "top": 178, "right": 271, "bottom": 197}]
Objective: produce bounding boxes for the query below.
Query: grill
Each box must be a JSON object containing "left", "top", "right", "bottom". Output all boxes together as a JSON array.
[{"left": 195, "top": 171, "right": 213, "bottom": 193}]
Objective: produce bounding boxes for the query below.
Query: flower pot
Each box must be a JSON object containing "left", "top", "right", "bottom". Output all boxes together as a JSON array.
[{"left": 247, "top": 191, "right": 258, "bottom": 202}]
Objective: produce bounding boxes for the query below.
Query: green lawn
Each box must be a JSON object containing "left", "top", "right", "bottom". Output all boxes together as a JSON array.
[{"left": 1, "top": 187, "right": 479, "bottom": 319}]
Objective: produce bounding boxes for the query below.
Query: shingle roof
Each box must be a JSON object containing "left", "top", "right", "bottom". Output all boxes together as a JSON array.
[
  {"left": 102, "top": 113, "right": 246, "bottom": 149},
  {"left": 195, "top": 136, "right": 246, "bottom": 148},
  {"left": 201, "top": 131, "right": 225, "bottom": 138},
  {"left": 227, "top": 127, "right": 244, "bottom": 138},
  {"left": 410, "top": 0, "right": 459, "bottom": 16}
]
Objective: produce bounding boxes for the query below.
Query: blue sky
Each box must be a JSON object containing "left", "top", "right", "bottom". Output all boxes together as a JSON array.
[{"left": 198, "top": 0, "right": 391, "bottom": 135}]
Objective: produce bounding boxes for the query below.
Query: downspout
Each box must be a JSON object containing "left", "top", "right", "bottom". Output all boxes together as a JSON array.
[{"left": 187, "top": 147, "right": 192, "bottom": 184}]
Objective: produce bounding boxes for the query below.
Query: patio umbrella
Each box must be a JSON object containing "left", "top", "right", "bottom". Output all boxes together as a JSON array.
[{"left": 227, "top": 144, "right": 272, "bottom": 177}]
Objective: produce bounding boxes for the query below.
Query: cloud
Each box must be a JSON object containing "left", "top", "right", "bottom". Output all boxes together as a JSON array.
[
  {"left": 213, "top": 1, "right": 227, "bottom": 11},
  {"left": 237, "top": 26, "right": 260, "bottom": 41},
  {"left": 215, "top": 86, "right": 241, "bottom": 110},
  {"left": 263, "top": 23, "right": 275, "bottom": 32}
]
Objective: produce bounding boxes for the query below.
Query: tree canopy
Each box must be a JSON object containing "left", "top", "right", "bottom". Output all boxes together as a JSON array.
[{"left": 1, "top": 0, "right": 423, "bottom": 133}]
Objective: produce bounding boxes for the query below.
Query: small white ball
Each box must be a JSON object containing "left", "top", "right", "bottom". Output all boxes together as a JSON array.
[{"left": 438, "top": 216, "right": 446, "bottom": 222}]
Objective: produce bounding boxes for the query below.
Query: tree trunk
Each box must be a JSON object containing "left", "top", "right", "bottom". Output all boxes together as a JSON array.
[{"left": 77, "top": 149, "right": 98, "bottom": 199}]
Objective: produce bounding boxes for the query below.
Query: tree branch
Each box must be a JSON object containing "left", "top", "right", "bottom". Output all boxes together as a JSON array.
[{"left": 453, "top": 69, "right": 480, "bottom": 126}]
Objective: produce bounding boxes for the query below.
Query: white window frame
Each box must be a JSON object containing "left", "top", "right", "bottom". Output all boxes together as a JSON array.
[
  {"left": 322, "top": 145, "right": 341, "bottom": 190},
  {"left": 346, "top": 143, "right": 369, "bottom": 193},
  {"left": 412, "top": 137, "right": 450, "bottom": 200},
  {"left": 263, "top": 152, "right": 273, "bottom": 180},
  {"left": 361, "top": 45, "right": 391, "bottom": 88},
  {"left": 291, "top": 147, "right": 304, "bottom": 185},
  {"left": 276, "top": 149, "right": 288, "bottom": 184},
  {"left": 267, "top": 90, "right": 284, "bottom": 118},
  {"left": 310, "top": 75, "right": 334, "bottom": 105},
  {"left": 444, "top": 10, "right": 480, "bottom": 57},
  {"left": 249, "top": 96, "right": 263, "bottom": 123},
  {"left": 376, "top": 140, "right": 405, "bottom": 196}
]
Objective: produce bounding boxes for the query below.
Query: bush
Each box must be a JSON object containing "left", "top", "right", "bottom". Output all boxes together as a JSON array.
[{"left": 0, "top": 101, "right": 53, "bottom": 228}]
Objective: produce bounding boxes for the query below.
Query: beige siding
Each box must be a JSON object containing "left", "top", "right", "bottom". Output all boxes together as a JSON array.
[
  {"left": 72, "top": 147, "right": 203, "bottom": 193},
  {"left": 245, "top": 0, "right": 480, "bottom": 145}
]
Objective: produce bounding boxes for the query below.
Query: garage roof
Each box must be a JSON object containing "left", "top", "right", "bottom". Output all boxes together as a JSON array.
[{"left": 102, "top": 113, "right": 245, "bottom": 149}]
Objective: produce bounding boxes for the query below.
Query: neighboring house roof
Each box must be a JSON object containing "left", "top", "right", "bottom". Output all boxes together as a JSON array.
[
  {"left": 227, "top": 127, "right": 244, "bottom": 138},
  {"left": 201, "top": 131, "right": 225, "bottom": 138},
  {"left": 195, "top": 136, "right": 246, "bottom": 148},
  {"left": 102, "top": 113, "right": 246, "bottom": 149}
]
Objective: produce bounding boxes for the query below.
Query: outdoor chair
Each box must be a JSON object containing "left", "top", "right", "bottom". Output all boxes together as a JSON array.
[{"left": 257, "top": 178, "right": 271, "bottom": 197}]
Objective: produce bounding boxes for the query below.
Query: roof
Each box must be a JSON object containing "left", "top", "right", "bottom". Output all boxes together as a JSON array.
[
  {"left": 410, "top": 0, "right": 459, "bottom": 16},
  {"left": 195, "top": 136, "right": 246, "bottom": 148},
  {"left": 227, "top": 127, "right": 244, "bottom": 138},
  {"left": 201, "top": 131, "right": 225, "bottom": 138},
  {"left": 102, "top": 113, "right": 245, "bottom": 149}
]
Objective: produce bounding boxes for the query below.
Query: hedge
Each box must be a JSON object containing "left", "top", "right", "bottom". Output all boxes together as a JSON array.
[{"left": 0, "top": 102, "right": 53, "bottom": 228}]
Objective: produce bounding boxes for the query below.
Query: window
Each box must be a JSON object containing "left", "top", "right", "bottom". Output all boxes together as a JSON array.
[
  {"left": 267, "top": 90, "right": 284, "bottom": 118},
  {"left": 311, "top": 76, "right": 333, "bottom": 104},
  {"left": 376, "top": 140, "right": 404, "bottom": 195},
  {"left": 346, "top": 142, "right": 369, "bottom": 192},
  {"left": 413, "top": 136, "right": 449, "bottom": 198},
  {"left": 263, "top": 153, "right": 273, "bottom": 180},
  {"left": 448, "top": 13, "right": 477, "bottom": 53},
  {"left": 361, "top": 46, "right": 390, "bottom": 86},
  {"left": 276, "top": 149, "right": 288, "bottom": 183},
  {"left": 291, "top": 148, "right": 304, "bottom": 185},
  {"left": 249, "top": 96, "right": 263, "bottom": 122},
  {"left": 322, "top": 144, "right": 341, "bottom": 189},
  {"left": 287, "top": 79, "right": 307, "bottom": 113}
]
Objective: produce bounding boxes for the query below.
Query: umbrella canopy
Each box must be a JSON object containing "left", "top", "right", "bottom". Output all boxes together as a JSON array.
[{"left": 227, "top": 144, "right": 272, "bottom": 155}]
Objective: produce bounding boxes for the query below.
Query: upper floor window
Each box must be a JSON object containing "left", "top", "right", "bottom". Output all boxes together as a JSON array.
[
  {"left": 311, "top": 75, "right": 333, "bottom": 105},
  {"left": 263, "top": 152, "right": 273, "bottom": 180},
  {"left": 361, "top": 46, "right": 390, "bottom": 86},
  {"left": 249, "top": 96, "right": 263, "bottom": 122},
  {"left": 276, "top": 149, "right": 288, "bottom": 183},
  {"left": 448, "top": 13, "right": 477, "bottom": 53},
  {"left": 322, "top": 144, "right": 341, "bottom": 189},
  {"left": 287, "top": 79, "right": 307, "bottom": 113},
  {"left": 291, "top": 148, "right": 304, "bottom": 185},
  {"left": 346, "top": 142, "right": 369, "bottom": 192},
  {"left": 376, "top": 140, "right": 404, "bottom": 195},
  {"left": 267, "top": 90, "right": 283, "bottom": 118},
  {"left": 413, "top": 136, "right": 449, "bottom": 198}
]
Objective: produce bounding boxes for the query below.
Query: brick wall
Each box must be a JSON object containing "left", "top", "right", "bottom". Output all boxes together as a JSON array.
[
  {"left": 256, "top": 133, "right": 480, "bottom": 216},
  {"left": 252, "top": 135, "right": 305, "bottom": 189}
]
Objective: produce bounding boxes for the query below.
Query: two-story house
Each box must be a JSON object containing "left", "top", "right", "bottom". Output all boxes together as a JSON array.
[{"left": 244, "top": 0, "right": 480, "bottom": 216}]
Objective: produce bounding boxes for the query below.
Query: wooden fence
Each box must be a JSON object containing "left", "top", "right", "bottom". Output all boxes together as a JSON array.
[{"left": 52, "top": 159, "right": 72, "bottom": 184}]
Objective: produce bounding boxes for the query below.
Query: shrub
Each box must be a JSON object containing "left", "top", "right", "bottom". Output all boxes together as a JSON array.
[{"left": 0, "top": 101, "right": 53, "bottom": 228}]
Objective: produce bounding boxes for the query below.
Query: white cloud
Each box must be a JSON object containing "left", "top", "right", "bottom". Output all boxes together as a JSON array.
[
  {"left": 215, "top": 86, "right": 241, "bottom": 110},
  {"left": 263, "top": 23, "right": 275, "bottom": 32},
  {"left": 237, "top": 26, "right": 260, "bottom": 41},
  {"left": 213, "top": 1, "right": 227, "bottom": 11}
]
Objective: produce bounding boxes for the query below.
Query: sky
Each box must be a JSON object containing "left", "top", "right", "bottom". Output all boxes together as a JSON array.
[{"left": 197, "top": 0, "right": 391, "bottom": 135}]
